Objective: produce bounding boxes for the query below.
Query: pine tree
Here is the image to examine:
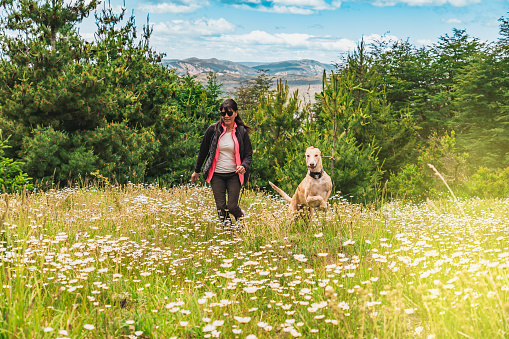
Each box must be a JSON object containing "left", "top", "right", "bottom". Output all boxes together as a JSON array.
[
  {"left": 0, "top": 0, "right": 99, "bottom": 152},
  {"left": 249, "top": 80, "right": 303, "bottom": 187},
  {"left": 451, "top": 40, "right": 509, "bottom": 168}
]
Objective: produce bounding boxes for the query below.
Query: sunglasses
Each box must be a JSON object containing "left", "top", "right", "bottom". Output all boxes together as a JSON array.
[{"left": 220, "top": 110, "right": 234, "bottom": 117}]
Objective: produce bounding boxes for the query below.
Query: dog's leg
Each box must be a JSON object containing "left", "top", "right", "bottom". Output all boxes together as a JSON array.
[
  {"left": 289, "top": 199, "right": 299, "bottom": 213},
  {"left": 306, "top": 196, "right": 327, "bottom": 210}
]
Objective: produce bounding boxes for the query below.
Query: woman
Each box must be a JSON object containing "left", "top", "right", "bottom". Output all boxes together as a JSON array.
[{"left": 191, "top": 98, "right": 253, "bottom": 229}]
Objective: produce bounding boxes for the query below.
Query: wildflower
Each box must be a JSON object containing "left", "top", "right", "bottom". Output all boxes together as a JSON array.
[
  {"left": 420, "top": 271, "right": 431, "bottom": 279},
  {"left": 314, "top": 233, "right": 323, "bottom": 238},
  {"left": 338, "top": 301, "right": 349, "bottom": 310},
  {"left": 83, "top": 324, "right": 95, "bottom": 330},
  {"left": 343, "top": 239, "right": 355, "bottom": 246},
  {"left": 203, "top": 324, "right": 216, "bottom": 332},
  {"left": 43, "top": 327, "right": 53, "bottom": 332},
  {"left": 425, "top": 250, "right": 439, "bottom": 257},
  {"left": 243, "top": 286, "right": 258, "bottom": 293},
  {"left": 135, "top": 331, "right": 143, "bottom": 336},
  {"left": 293, "top": 254, "right": 308, "bottom": 262},
  {"left": 126, "top": 320, "right": 135, "bottom": 324},
  {"left": 234, "top": 316, "right": 251, "bottom": 323}
]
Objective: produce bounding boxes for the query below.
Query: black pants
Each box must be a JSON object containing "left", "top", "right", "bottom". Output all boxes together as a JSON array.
[{"left": 210, "top": 172, "right": 244, "bottom": 222}]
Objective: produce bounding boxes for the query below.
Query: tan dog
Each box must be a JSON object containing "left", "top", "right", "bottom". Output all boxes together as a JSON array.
[{"left": 269, "top": 146, "right": 333, "bottom": 219}]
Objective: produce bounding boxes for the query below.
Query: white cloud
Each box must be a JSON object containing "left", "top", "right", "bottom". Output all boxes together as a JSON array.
[
  {"left": 81, "top": 32, "right": 95, "bottom": 42},
  {"left": 149, "top": 29, "right": 364, "bottom": 63},
  {"left": 233, "top": 4, "right": 315, "bottom": 14},
  {"left": 231, "top": 0, "right": 341, "bottom": 14},
  {"left": 442, "top": 18, "right": 462, "bottom": 24},
  {"left": 371, "top": 0, "right": 480, "bottom": 7},
  {"left": 485, "top": 20, "right": 500, "bottom": 27},
  {"left": 153, "top": 18, "right": 236, "bottom": 36},
  {"left": 138, "top": 0, "right": 208, "bottom": 13},
  {"left": 361, "top": 33, "right": 399, "bottom": 45},
  {"left": 272, "top": 0, "right": 340, "bottom": 10},
  {"left": 209, "top": 30, "right": 356, "bottom": 51},
  {"left": 416, "top": 39, "right": 433, "bottom": 46}
]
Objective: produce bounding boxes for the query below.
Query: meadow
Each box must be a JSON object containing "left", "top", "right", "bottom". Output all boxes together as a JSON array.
[{"left": 1, "top": 184, "right": 509, "bottom": 338}]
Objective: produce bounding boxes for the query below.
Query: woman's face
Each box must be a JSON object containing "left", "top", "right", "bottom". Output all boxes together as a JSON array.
[{"left": 221, "top": 109, "right": 238, "bottom": 127}]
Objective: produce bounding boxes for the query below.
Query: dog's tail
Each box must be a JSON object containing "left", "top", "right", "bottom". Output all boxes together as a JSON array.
[{"left": 269, "top": 181, "right": 292, "bottom": 203}]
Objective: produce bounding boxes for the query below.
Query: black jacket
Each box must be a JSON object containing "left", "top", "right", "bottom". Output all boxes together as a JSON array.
[{"left": 194, "top": 122, "right": 253, "bottom": 184}]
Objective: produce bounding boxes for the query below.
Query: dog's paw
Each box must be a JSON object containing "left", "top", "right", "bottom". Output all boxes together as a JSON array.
[
  {"left": 306, "top": 196, "right": 324, "bottom": 208},
  {"left": 318, "top": 203, "right": 328, "bottom": 211}
]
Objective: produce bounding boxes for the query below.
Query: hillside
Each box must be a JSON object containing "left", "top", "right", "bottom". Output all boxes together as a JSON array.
[
  {"left": 193, "top": 72, "right": 321, "bottom": 103},
  {"left": 162, "top": 57, "right": 334, "bottom": 76},
  {"left": 162, "top": 58, "right": 332, "bottom": 102}
]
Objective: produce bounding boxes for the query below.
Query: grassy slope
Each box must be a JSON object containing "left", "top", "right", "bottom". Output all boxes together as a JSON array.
[{"left": 0, "top": 185, "right": 509, "bottom": 338}]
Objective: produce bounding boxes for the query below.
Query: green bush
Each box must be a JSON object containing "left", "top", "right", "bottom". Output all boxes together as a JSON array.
[
  {"left": 20, "top": 126, "right": 69, "bottom": 182},
  {"left": 0, "top": 134, "right": 32, "bottom": 193},
  {"left": 388, "top": 131, "right": 468, "bottom": 202},
  {"left": 83, "top": 122, "right": 160, "bottom": 184},
  {"left": 387, "top": 163, "right": 431, "bottom": 202},
  {"left": 463, "top": 167, "right": 509, "bottom": 199}
]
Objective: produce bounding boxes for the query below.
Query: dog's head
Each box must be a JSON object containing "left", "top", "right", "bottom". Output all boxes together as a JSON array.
[{"left": 305, "top": 146, "right": 322, "bottom": 171}]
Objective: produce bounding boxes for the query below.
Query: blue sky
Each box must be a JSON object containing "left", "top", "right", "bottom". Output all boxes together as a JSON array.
[{"left": 78, "top": 0, "right": 508, "bottom": 64}]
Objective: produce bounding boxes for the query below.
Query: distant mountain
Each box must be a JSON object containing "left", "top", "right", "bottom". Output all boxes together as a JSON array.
[
  {"left": 161, "top": 57, "right": 334, "bottom": 76},
  {"left": 253, "top": 59, "right": 334, "bottom": 76},
  {"left": 162, "top": 57, "right": 258, "bottom": 76}
]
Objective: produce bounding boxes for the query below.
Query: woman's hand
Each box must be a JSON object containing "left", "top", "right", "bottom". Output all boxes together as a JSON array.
[
  {"left": 190, "top": 172, "right": 200, "bottom": 183},
  {"left": 235, "top": 166, "right": 246, "bottom": 174}
]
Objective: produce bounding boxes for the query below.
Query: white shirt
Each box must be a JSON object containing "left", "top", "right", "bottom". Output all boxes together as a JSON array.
[{"left": 215, "top": 132, "right": 237, "bottom": 173}]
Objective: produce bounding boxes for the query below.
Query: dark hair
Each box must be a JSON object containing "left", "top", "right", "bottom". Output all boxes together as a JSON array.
[
  {"left": 220, "top": 98, "right": 238, "bottom": 112},
  {"left": 215, "top": 98, "right": 251, "bottom": 134}
]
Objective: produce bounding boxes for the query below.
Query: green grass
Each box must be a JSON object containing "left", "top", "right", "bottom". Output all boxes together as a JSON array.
[{"left": 1, "top": 185, "right": 509, "bottom": 338}]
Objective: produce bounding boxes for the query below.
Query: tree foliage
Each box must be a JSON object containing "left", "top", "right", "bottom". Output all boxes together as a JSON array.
[
  {"left": 0, "top": 0, "right": 217, "bottom": 185},
  {"left": 0, "top": 2, "right": 509, "bottom": 202},
  {"left": 0, "top": 132, "right": 32, "bottom": 193}
]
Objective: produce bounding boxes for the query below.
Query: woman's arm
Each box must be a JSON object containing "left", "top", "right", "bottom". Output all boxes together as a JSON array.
[
  {"left": 194, "top": 125, "right": 215, "bottom": 174},
  {"left": 240, "top": 131, "right": 253, "bottom": 171}
]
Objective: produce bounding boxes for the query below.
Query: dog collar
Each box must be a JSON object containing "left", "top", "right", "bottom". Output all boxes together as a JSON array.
[{"left": 309, "top": 169, "right": 323, "bottom": 179}]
